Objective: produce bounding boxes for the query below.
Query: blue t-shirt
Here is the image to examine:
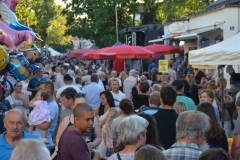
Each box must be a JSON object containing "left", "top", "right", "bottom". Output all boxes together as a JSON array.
[
  {"left": 0, "top": 131, "right": 39, "bottom": 160},
  {"left": 148, "top": 64, "right": 158, "bottom": 76},
  {"left": 0, "top": 100, "right": 11, "bottom": 134},
  {"left": 32, "top": 100, "right": 59, "bottom": 148},
  {"left": 27, "top": 76, "right": 46, "bottom": 99},
  {"left": 143, "top": 108, "right": 159, "bottom": 115}
]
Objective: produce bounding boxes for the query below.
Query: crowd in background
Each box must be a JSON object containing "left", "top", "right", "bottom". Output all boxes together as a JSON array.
[{"left": 1, "top": 53, "right": 240, "bottom": 160}]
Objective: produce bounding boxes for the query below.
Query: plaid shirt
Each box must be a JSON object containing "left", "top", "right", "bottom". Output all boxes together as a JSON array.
[{"left": 163, "top": 142, "right": 202, "bottom": 160}]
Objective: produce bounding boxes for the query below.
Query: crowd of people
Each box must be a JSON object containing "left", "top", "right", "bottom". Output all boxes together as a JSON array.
[{"left": 1, "top": 54, "right": 240, "bottom": 160}]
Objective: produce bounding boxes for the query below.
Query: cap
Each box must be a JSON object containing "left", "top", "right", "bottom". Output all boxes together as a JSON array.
[
  {"left": 130, "top": 69, "right": 139, "bottom": 74},
  {"left": 172, "top": 80, "right": 184, "bottom": 90}
]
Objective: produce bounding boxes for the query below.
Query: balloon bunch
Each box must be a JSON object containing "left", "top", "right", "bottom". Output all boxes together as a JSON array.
[
  {"left": 0, "top": 0, "right": 37, "bottom": 52},
  {"left": 0, "top": 0, "right": 44, "bottom": 101}
]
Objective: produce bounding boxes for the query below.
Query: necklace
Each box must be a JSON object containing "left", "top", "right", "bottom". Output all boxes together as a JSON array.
[{"left": 72, "top": 125, "right": 78, "bottom": 133}]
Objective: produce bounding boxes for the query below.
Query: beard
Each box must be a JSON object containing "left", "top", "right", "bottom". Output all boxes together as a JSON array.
[{"left": 198, "top": 139, "right": 209, "bottom": 152}]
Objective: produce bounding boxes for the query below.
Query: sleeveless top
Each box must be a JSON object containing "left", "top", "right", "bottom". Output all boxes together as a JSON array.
[
  {"left": 67, "top": 115, "right": 95, "bottom": 142},
  {"left": 11, "top": 92, "right": 28, "bottom": 114}
]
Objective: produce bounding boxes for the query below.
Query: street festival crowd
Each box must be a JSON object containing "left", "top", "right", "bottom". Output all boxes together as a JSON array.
[{"left": 2, "top": 53, "right": 240, "bottom": 160}]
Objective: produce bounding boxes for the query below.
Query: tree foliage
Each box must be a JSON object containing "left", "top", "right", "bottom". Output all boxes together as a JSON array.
[
  {"left": 15, "top": 0, "right": 71, "bottom": 51},
  {"left": 62, "top": 0, "right": 140, "bottom": 48}
]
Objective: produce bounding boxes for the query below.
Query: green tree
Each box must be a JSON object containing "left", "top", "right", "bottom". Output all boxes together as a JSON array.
[
  {"left": 159, "top": 0, "right": 206, "bottom": 23},
  {"left": 62, "top": 0, "right": 139, "bottom": 48},
  {"left": 46, "top": 15, "right": 72, "bottom": 47}
]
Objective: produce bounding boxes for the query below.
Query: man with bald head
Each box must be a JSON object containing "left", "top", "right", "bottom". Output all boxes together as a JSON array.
[
  {"left": 0, "top": 109, "right": 39, "bottom": 160},
  {"left": 58, "top": 103, "right": 99, "bottom": 160}
]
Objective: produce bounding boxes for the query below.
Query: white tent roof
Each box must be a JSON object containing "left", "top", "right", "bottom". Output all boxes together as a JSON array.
[
  {"left": 189, "top": 32, "right": 240, "bottom": 65},
  {"left": 48, "top": 47, "right": 61, "bottom": 56}
]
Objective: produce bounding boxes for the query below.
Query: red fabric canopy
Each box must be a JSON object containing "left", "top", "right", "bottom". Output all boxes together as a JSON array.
[
  {"left": 144, "top": 44, "right": 180, "bottom": 55},
  {"left": 81, "top": 45, "right": 155, "bottom": 60},
  {"left": 70, "top": 49, "right": 94, "bottom": 57}
]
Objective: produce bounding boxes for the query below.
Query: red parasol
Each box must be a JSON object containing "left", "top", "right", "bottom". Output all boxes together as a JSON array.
[
  {"left": 70, "top": 49, "right": 94, "bottom": 57},
  {"left": 81, "top": 45, "right": 155, "bottom": 60},
  {"left": 113, "top": 59, "right": 125, "bottom": 73},
  {"left": 144, "top": 44, "right": 180, "bottom": 55}
]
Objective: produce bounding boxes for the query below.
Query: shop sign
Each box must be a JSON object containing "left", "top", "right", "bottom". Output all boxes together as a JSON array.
[
  {"left": 159, "top": 60, "right": 168, "bottom": 72},
  {"left": 168, "top": 22, "right": 188, "bottom": 34}
]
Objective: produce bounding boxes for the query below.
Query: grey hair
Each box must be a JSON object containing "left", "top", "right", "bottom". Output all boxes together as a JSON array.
[
  {"left": 120, "top": 115, "right": 149, "bottom": 146},
  {"left": 176, "top": 111, "right": 210, "bottom": 140},
  {"left": 108, "top": 78, "right": 119, "bottom": 85},
  {"left": 5, "top": 109, "right": 27, "bottom": 122},
  {"left": 98, "top": 71, "right": 106, "bottom": 77},
  {"left": 10, "top": 139, "right": 51, "bottom": 160}
]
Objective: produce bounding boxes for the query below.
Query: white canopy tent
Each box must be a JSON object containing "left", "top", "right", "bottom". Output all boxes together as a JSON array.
[
  {"left": 189, "top": 32, "right": 240, "bottom": 65},
  {"left": 48, "top": 47, "right": 61, "bottom": 56}
]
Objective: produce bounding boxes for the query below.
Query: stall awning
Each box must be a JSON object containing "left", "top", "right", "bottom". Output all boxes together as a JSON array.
[
  {"left": 189, "top": 32, "right": 240, "bottom": 65},
  {"left": 149, "top": 35, "right": 175, "bottom": 43},
  {"left": 174, "top": 28, "right": 221, "bottom": 40}
]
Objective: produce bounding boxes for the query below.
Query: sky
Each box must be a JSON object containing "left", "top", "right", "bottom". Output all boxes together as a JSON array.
[{"left": 55, "top": 0, "right": 65, "bottom": 5}]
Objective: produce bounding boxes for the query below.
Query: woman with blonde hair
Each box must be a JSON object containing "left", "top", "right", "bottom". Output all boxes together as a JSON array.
[
  {"left": 102, "top": 108, "right": 119, "bottom": 157},
  {"left": 118, "top": 71, "right": 128, "bottom": 92},
  {"left": 173, "top": 102, "right": 187, "bottom": 114},
  {"left": 186, "top": 74, "right": 199, "bottom": 105}
]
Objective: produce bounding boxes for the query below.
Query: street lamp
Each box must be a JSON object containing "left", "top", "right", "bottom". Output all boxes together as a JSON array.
[{"left": 115, "top": 4, "right": 118, "bottom": 42}]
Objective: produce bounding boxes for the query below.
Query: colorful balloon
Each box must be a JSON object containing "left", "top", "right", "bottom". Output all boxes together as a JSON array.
[
  {"left": 0, "top": 21, "right": 37, "bottom": 51},
  {"left": 0, "top": 1, "right": 30, "bottom": 31},
  {"left": 24, "top": 45, "right": 42, "bottom": 63},
  {"left": 8, "top": 53, "right": 31, "bottom": 80},
  {"left": 3, "top": 0, "right": 21, "bottom": 12},
  {"left": 0, "top": 45, "right": 9, "bottom": 71},
  {"left": 0, "top": 75, "right": 17, "bottom": 100}
]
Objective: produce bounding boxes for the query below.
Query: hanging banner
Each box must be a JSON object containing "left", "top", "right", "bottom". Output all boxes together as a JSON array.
[
  {"left": 191, "top": 65, "right": 216, "bottom": 69},
  {"left": 159, "top": 60, "right": 168, "bottom": 72}
]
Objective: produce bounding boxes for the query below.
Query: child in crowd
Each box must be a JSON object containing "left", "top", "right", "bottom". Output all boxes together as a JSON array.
[
  {"left": 102, "top": 108, "right": 119, "bottom": 158},
  {"left": 28, "top": 90, "right": 50, "bottom": 143},
  {"left": 173, "top": 102, "right": 187, "bottom": 114}
]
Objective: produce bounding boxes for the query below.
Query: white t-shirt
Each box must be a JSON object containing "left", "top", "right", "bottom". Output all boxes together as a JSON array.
[
  {"left": 56, "top": 84, "right": 82, "bottom": 98},
  {"left": 168, "top": 68, "right": 177, "bottom": 84},
  {"left": 54, "top": 75, "right": 76, "bottom": 92},
  {"left": 111, "top": 91, "right": 126, "bottom": 108}
]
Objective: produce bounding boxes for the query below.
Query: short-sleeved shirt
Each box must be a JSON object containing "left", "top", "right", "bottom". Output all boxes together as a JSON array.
[
  {"left": 32, "top": 100, "right": 59, "bottom": 148},
  {"left": 107, "top": 153, "right": 134, "bottom": 160},
  {"left": 163, "top": 142, "right": 202, "bottom": 160},
  {"left": 82, "top": 82, "right": 105, "bottom": 110},
  {"left": 148, "top": 63, "right": 158, "bottom": 76},
  {"left": 0, "top": 131, "right": 39, "bottom": 160},
  {"left": 111, "top": 116, "right": 126, "bottom": 146},
  {"left": 168, "top": 68, "right": 177, "bottom": 83},
  {"left": 27, "top": 76, "right": 46, "bottom": 99},
  {"left": 111, "top": 91, "right": 126, "bottom": 108},
  {"left": 56, "top": 84, "right": 81, "bottom": 99},
  {"left": 176, "top": 94, "right": 196, "bottom": 111},
  {"left": 58, "top": 128, "right": 91, "bottom": 160},
  {"left": 123, "top": 76, "right": 136, "bottom": 100}
]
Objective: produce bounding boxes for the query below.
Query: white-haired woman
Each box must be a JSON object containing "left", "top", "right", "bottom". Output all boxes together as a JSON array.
[{"left": 107, "top": 115, "right": 149, "bottom": 160}]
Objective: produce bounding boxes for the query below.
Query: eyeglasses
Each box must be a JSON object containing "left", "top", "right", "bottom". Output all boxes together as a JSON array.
[{"left": 75, "top": 92, "right": 86, "bottom": 98}]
